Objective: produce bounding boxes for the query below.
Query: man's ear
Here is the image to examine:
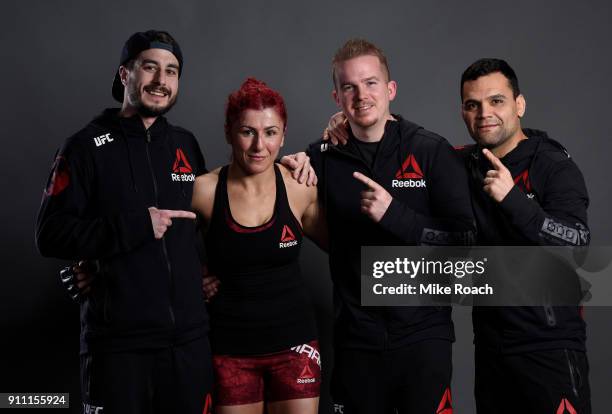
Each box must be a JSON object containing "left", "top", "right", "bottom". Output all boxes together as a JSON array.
[
  {"left": 332, "top": 88, "right": 340, "bottom": 107},
  {"left": 516, "top": 94, "right": 526, "bottom": 118},
  {"left": 387, "top": 80, "right": 397, "bottom": 102},
  {"left": 119, "top": 66, "right": 129, "bottom": 87}
]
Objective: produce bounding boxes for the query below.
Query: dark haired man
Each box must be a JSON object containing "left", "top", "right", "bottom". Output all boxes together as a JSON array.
[
  {"left": 308, "top": 39, "right": 475, "bottom": 414},
  {"left": 459, "top": 58, "right": 591, "bottom": 413},
  {"left": 36, "top": 30, "right": 213, "bottom": 413}
]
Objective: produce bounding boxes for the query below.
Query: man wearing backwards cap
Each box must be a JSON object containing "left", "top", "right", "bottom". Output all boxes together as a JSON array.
[{"left": 36, "top": 30, "right": 213, "bottom": 413}]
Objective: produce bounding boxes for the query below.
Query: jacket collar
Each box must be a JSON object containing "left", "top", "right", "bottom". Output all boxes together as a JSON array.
[
  {"left": 93, "top": 108, "right": 168, "bottom": 140},
  {"left": 332, "top": 114, "right": 422, "bottom": 156}
]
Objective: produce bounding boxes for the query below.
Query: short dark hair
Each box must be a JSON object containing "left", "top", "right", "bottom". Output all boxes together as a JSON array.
[
  {"left": 122, "top": 31, "right": 180, "bottom": 70},
  {"left": 332, "top": 39, "right": 390, "bottom": 88},
  {"left": 460, "top": 58, "right": 520, "bottom": 98}
]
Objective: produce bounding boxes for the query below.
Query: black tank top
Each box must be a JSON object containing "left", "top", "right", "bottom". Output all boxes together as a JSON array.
[{"left": 205, "top": 164, "right": 316, "bottom": 355}]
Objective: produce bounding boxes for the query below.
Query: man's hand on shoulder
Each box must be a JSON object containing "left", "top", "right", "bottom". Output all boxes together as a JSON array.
[
  {"left": 279, "top": 152, "right": 318, "bottom": 186},
  {"left": 322, "top": 111, "right": 349, "bottom": 146}
]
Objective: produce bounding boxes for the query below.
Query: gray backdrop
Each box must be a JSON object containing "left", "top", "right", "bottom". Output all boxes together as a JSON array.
[{"left": 1, "top": 0, "right": 611, "bottom": 412}]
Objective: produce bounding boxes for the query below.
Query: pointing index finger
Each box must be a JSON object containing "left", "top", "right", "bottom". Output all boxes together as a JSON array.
[
  {"left": 482, "top": 148, "right": 505, "bottom": 171},
  {"left": 353, "top": 171, "right": 382, "bottom": 190},
  {"left": 166, "top": 210, "right": 197, "bottom": 220}
]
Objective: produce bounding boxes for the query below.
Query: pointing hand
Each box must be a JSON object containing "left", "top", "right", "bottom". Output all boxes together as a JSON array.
[
  {"left": 353, "top": 172, "right": 393, "bottom": 223},
  {"left": 482, "top": 149, "right": 514, "bottom": 203},
  {"left": 148, "top": 207, "right": 196, "bottom": 239}
]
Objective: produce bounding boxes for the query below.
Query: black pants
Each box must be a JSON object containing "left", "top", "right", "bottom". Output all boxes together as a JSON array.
[
  {"left": 81, "top": 337, "right": 213, "bottom": 414},
  {"left": 475, "top": 347, "right": 591, "bottom": 414},
  {"left": 331, "top": 339, "right": 453, "bottom": 414}
]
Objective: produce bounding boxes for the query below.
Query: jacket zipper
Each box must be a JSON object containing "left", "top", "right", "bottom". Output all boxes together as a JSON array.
[
  {"left": 565, "top": 349, "right": 579, "bottom": 398},
  {"left": 145, "top": 130, "right": 176, "bottom": 327}
]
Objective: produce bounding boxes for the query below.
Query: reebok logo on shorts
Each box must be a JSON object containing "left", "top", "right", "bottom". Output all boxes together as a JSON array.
[
  {"left": 171, "top": 148, "right": 195, "bottom": 182},
  {"left": 297, "top": 364, "right": 316, "bottom": 384},
  {"left": 392, "top": 154, "right": 426, "bottom": 188},
  {"left": 279, "top": 225, "right": 298, "bottom": 248}
]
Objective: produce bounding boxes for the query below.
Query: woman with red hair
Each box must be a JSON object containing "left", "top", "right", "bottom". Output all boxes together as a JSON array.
[{"left": 192, "top": 78, "right": 326, "bottom": 414}]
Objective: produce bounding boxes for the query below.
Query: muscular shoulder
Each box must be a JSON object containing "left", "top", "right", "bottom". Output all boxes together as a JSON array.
[{"left": 192, "top": 168, "right": 221, "bottom": 220}]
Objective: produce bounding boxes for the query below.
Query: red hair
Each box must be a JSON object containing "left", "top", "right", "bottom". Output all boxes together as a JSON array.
[{"left": 225, "top": 78, "right": 288, "bottom": 135}]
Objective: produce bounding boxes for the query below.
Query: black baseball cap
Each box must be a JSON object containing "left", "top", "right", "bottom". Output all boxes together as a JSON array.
[{"left": 111, "top": 30, "right": 183, "bottom": 102}]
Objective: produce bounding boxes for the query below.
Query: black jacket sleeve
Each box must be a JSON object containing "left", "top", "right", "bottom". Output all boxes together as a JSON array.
[
  {"left": 498, "top": 159, "right": 590, "bottom": 246},
  {"left": 35, "top": 138, "right": 154, "bottom": 260},
  {"left": 378, "top": 140, "right": 476, "bottom": 245}
]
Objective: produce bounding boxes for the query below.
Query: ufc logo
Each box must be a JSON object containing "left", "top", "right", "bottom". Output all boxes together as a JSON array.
[{"left": 93, "top": 133, "right": 114, "bottom": 147}]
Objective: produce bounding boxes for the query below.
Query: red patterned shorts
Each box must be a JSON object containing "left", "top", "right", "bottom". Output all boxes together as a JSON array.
[{"left": 213, "top": 340, "right": 321, "bottom": 405}]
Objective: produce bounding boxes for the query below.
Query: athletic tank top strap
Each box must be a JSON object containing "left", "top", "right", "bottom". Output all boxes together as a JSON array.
[
  {"left": 210, "top": 164, "right": 301, "bottom": 235},
  {"left": 272, "top": 163, "right": 289, "bottom": 215}
]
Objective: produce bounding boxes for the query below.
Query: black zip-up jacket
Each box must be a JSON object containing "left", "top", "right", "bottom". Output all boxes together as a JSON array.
[
  {"left": 36, "top": 108, "right": 209, "bottom": 354},
  {"left": 457, "top": 129, "right": 590, "bottom": 354},
  {"left": 308, "top": 117, "right": 475, "bottom": 350}
]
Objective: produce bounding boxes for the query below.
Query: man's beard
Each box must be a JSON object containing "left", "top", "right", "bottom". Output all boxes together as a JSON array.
[{"left": 127, "top": 85, "right": 178, "bottom": 118}]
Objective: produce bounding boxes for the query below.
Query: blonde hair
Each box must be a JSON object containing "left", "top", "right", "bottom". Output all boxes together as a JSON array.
[{"left": 332, "top": 39, "right": 390, "bottom": 88}]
